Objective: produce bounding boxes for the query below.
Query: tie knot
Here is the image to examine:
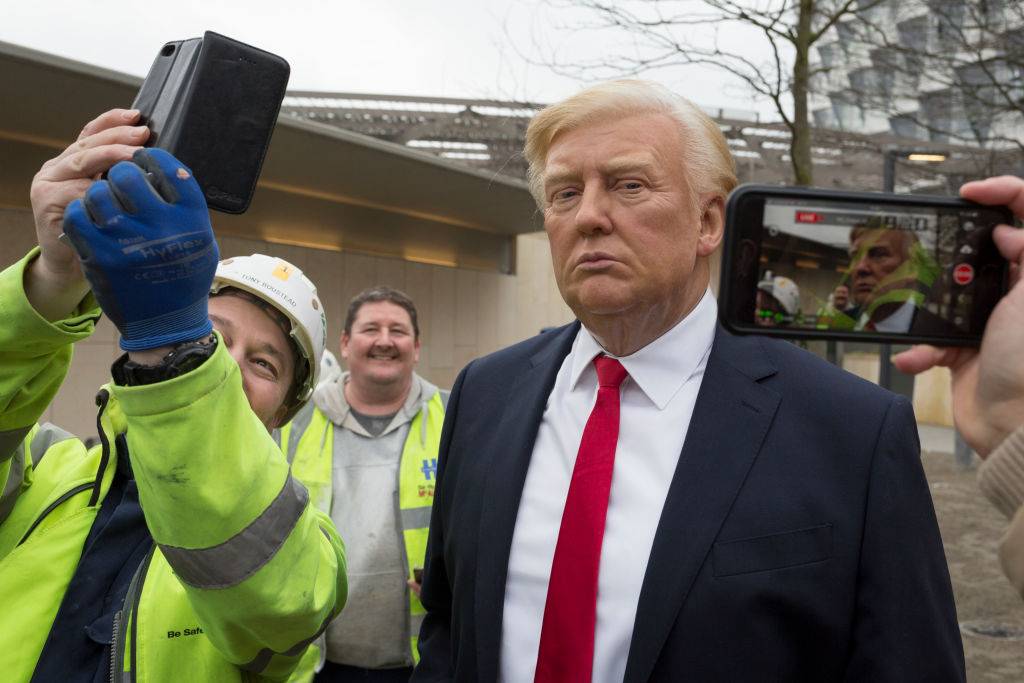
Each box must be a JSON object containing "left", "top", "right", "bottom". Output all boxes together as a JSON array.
[{"left": 593, "top": 355, "right": 627, "bottom": 389}]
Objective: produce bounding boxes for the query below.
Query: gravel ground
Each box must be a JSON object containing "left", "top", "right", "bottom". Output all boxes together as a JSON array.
[{"left": 922, "top": 450, "right": 1024, "bottom": 682}]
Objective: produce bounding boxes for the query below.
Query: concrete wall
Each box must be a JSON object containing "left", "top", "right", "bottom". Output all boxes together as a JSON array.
[{"left": 1, "top": 207, "right": 572, "bottom": 440}]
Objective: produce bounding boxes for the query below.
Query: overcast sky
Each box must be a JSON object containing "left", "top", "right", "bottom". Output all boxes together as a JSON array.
[{"left": 0, "top": 0, "right": 779, "bottom": 118}]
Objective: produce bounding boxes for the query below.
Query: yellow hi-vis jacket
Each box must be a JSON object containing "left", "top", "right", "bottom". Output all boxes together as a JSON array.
[
  {"left": 0, "top": 251, "right": 347, "bottom": 681},
  {"left": 277, "top": 391, "right": 445, "bottom": 662}
]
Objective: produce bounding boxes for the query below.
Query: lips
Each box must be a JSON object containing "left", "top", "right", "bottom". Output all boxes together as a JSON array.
[{"left": 574, "top": 251, "right": 620, "bottom": 269}]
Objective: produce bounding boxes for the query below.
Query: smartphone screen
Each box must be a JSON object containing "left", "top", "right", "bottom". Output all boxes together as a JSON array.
[{"left": 721, "top": 186, "right": 1013, "bottom": 345}]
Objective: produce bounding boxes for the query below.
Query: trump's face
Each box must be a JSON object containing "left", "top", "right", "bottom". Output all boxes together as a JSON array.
[
  {"left": 541, "top": 113, "right": 718, "bottom": 322},
  {"left": 849, "top": 229, "right": 910, "bottom": 306}
]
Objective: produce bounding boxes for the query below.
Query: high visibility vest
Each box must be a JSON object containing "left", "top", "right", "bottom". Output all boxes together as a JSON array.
[{"left": 278, "top": 392, "right": 445, "bottom": 662}]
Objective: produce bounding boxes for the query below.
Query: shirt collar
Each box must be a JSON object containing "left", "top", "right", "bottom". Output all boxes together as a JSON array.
[
  {"left": 873, "top": 298, "right": 917, "bottom": 332},
  {"left": 569, "top": 288, "right": 718, "bottom": 409}
]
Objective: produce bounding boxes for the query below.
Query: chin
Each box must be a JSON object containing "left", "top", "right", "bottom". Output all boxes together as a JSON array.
[
  {"left": 569, "top": 286, "right": 637, "bottom": 317},
  {"left": 368, "top": 368, "right": 405, "bottom": 384}
]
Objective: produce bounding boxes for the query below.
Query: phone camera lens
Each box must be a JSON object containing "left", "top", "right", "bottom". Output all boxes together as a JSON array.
[{"left": 161, "top": 44, "right": 176, "bottom": 57}]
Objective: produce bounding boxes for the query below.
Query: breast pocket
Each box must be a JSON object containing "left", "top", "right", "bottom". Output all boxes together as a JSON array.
[{"left": 712, "top": 523, "right": 833, "bottom": 577}]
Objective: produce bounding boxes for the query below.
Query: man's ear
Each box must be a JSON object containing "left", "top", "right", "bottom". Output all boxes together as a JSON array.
[
  {"left": 339, "top": 332, "right": 351, "bottom": 360},
  {"left": 269, "top": 403, "right": 290, "bottom": 431},
  {"left": 697, "top": 194, "right": 725, "bottom": 257}
]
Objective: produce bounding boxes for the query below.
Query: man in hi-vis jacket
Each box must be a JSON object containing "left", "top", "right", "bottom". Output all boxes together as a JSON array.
[{"left": 0, "top": 108, "right": 346, "bottom": 681}]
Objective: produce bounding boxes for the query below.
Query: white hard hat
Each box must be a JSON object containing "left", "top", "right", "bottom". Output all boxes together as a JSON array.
[
  {"left": 211, "top": 254, "right": 327, "bottom": 423},
  {"left": 757, "top": 274, "right": 801, "bottom": 316}
]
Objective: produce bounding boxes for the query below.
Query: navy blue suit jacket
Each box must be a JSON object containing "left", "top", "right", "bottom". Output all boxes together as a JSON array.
[{"left": 413, "top": 323, "right": 964, "bottom": 682}]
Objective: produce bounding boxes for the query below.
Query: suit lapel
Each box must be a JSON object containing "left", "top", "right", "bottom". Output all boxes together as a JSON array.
[
  {"left": 623, "top": 327, "right": 781, "bottom": 683},
  {"left": 474, "top": 323, "right": 579, "bottom": 682}
]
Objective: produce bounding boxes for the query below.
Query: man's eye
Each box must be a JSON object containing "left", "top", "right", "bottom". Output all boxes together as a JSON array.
[
  {"left": 253, "top": 358, "right": 278, "bottom": 377},
  {"left": 552, "top": 189, "right": 579, "bottom": 202},
  {"left": 620, "top": 181, "right": 643, "bottom": 191}
]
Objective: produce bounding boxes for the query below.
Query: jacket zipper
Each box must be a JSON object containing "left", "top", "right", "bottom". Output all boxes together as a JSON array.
[
  {"left": 110, "top": 546, "right": 154, "bottom": 683},
  {"left": 19, "top": 390, "right": 116, "bottom": 546},
  {"left": 16, "top": 482, "right": 94, "bottom": 546}
]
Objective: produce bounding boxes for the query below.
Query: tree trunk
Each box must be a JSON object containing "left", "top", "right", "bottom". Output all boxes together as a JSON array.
[{"left": 790, "top": 0, "right": 814, "bottom": 186}]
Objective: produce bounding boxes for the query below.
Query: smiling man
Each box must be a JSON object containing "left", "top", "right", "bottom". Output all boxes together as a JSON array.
[
  {"left": 412, "top": 79, "right": 963, "bottom": 682},
  {"left": 278, "top": 286, "right": 448, "bottom": 682}
]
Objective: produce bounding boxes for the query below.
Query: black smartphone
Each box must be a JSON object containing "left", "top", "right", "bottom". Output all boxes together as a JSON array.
[
  {"left": 413, "top": 567, "right": 424, "bottom": 584},
  {"left": 131, "top": 31, "right": 290, "bottom": 214},
  {"left": 719, "top": 184, "right": 1015, "bottom": 346}
]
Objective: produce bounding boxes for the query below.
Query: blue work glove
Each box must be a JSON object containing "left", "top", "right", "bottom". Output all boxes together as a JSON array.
[{"left": 63, "top": 148, "right": 219, "bottom": 351}]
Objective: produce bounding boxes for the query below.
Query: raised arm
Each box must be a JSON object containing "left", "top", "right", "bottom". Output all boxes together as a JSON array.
[
  {"left": 1, "top": 109, "right": 145, "bottom": 526},
  {"left": 60, "top": 147, "right": 347, "bottom": 678}
]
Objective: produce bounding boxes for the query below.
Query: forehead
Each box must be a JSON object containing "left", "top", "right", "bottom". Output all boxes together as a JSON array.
[
  {"left": 852, "top": 229, "right": 902, "bottom": 250},
  {"left": 209, "top": 295, "right": 293, "bottom": 358},
  {"left": 543, "top": 112, "right": 683, "bottom": 180},
  {"left": 353, "top": 300, "right": 414, "bottom": 327}
]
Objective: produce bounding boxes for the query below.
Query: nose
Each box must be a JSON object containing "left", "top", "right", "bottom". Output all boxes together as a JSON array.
[
  {"left": 573, "top": 186, "right": 613, "bottom": 236},
  {"left": 853, "top": 254, "right": 872, "bottom": 277}
]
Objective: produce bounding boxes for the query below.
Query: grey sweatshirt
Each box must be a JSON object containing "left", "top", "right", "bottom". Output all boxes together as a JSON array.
[{"left": 314, "top": 365, "right": 443, "bottom": 669}]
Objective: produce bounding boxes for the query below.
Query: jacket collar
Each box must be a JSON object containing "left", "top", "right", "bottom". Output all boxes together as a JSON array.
[
  {"left": 474, "top": 322, "right": 579, "bottom": 681},
  {"left": 313, "top": 371, "right": 439, "bottom": 437},
  {"left": 622, "top": 326, "right": 779, "bottom": 683}
]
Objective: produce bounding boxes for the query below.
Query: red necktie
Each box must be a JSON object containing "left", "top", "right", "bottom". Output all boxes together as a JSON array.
[{"left": 535, "top": 355, "right": 628, "bottom": 683}]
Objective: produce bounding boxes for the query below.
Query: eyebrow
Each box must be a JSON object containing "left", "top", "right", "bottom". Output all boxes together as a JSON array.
[
  {"left": 542, "top": 155, "right": 658, "bottom": 190},
  {"left": 255, "top": 342, "right": 288, "bottom": 364},
  {"left": 210, "top": 313, "right": 234, "bottom": 334}
]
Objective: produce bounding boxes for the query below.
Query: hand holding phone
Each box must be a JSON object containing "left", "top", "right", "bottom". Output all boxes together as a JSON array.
[
  {"left": 894, "top": 177, "right": 1024, "bottom": 457},
  {"left": 63, "top": 149, "right": 219, "bottom": 351}
]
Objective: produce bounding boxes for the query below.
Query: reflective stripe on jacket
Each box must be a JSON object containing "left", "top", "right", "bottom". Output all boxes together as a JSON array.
[{"left": 278, "top": 392, "right": 445, "bottom": 662}]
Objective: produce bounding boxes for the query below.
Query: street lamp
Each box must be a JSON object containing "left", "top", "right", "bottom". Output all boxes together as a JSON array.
[
  {"left": 877, "top": 148, "right": 948, "bottom": 393},
  {"left": 883, "top": 148, "right": 947, "bottom": 194}
]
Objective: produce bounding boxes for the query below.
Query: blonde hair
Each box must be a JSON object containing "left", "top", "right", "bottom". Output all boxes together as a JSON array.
[{"left": 524, "top": 79, "right": 738, "bottom": 207}]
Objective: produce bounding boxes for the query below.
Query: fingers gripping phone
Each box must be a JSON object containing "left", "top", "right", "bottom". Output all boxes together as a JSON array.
[
  {"left": 132, "top": 31, "right": 290, "bottom": 214},
  {"left": 719, "top": 184, "right": 1015, "bottom": 346}
]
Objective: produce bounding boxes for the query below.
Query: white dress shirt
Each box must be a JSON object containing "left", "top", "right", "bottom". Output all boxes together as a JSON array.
[
  {"left": 499, "top": 289, "right": 717, "bottom": 683},
  {"left": 858, "top": 298, "right": 917, "bottom": 333}
]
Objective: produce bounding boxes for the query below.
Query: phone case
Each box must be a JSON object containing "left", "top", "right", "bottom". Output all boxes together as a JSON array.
[{"left": 132, "top": 31, "right": 290, "bottom": 213}]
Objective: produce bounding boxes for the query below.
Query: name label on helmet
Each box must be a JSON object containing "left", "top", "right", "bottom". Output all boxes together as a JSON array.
[{"left": 238, "top": 272, "right": 297, "bottom": 308}]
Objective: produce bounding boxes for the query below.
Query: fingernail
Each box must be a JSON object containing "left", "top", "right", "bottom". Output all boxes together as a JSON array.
[
  {"left": 122, "top": 109, "right": 139, "bottom": 120},
  {"left": 132, "top": 126, "right": 147, "bottom": 137}
]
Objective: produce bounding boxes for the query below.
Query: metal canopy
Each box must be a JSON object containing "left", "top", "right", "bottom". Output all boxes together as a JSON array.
[
  {"left": 284, "top": 90, "right": 1022, "bottom": 195},
  {"left": 0, "top": 40, "right": 539, "bottom": 273}
]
